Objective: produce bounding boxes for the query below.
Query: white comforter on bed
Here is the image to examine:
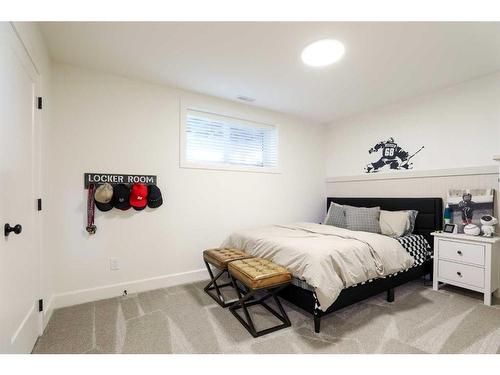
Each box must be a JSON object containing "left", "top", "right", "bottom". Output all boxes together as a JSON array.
[{"left": 221, "top": 222, "right": 414, "bottom": 311}]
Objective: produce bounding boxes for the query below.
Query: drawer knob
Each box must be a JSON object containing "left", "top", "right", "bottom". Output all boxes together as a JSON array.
[
  {"left": 456, "top": 271, "right": 462, "bottom": 277},
  {"left": 457, "top": 250, "right": 462, "bottom": 255}
]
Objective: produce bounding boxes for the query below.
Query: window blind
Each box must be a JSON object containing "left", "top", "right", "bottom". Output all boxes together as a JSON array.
[{"left": 185, "top": 110, "right": 278, "bottom": 169}]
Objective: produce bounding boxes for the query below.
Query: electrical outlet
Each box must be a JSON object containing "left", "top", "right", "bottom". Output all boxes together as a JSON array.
[{"left": 109, "top": 258, "right": 120, "bottom": 271}]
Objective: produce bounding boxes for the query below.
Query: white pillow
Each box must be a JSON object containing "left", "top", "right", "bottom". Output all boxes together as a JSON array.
[{"left": 379, "top": 210, "right": 410, "bottom": 237}]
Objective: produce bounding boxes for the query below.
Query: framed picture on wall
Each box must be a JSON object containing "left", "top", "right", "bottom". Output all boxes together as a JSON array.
[{"left": 447, "top": 188, "right": 495, "bottom": 233}]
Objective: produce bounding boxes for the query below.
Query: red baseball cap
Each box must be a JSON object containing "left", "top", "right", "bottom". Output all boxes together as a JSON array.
[{"left": 130, "top": 183, "right": 148, "bottom": 210}]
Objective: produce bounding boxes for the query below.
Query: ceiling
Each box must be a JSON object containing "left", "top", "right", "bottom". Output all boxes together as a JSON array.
[{"left": 40, "top": 22, "right": 500, "bottom": 124}]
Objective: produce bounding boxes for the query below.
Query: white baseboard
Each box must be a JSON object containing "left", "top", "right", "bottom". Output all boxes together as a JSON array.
[
  {"left": 41, "top": 295, "right": 54, "bottom": 331},
  {"left": 52, "top": 268, "right": 208, "bottom": 309},
  {"left": 10, "top": 303, "right": 38, "bottom": 353}
]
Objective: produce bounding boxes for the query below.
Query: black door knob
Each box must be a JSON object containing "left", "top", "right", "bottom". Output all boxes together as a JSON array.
[{"left": 4, "top": 224, "right": 22, "bottom": 237}]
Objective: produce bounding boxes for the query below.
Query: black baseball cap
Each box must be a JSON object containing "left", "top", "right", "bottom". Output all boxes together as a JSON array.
[
  {"left": 147, "top": 185, "right": 163, "bottom": 208},
  {"left": 112, "top": 184, "right": 131, "bottom": 210},
  {"left": 95, "top": 200, "right": 113, "bottom": 212}
]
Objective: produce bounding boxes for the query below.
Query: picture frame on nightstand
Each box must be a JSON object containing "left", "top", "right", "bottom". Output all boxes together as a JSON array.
[{"left": 443, "top": 223, "right": 458, "bottom": 234}]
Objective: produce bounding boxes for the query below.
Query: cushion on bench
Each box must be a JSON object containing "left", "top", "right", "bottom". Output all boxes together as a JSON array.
[
  {"left": 228, "top": 258, "right": 291, "bottom": 289},
  {"left": 203, "top": 248, "right": 252, "bottom": 268}
]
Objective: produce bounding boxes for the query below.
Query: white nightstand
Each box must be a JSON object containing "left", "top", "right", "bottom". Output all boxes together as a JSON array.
[{"left": 431, "top": 232, "right": 500, "bottom": 305}]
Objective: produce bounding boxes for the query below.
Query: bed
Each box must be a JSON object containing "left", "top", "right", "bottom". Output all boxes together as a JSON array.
[{"left": 223, "top": 197, "right": 443, "bottom": 333}]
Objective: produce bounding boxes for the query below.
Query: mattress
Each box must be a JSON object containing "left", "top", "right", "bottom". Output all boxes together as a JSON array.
[{"left": 290, "top": 234, "right": 431, "bottom": 292}]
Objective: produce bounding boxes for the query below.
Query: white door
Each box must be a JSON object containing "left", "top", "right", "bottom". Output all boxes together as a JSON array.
[{"left": 0, "top": 23, "right": 41, "bottom": 353}]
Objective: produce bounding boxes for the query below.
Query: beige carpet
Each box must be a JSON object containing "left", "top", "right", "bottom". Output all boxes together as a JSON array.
[{"left": 32, "top": 279, "right": 500, "bottom": 354}]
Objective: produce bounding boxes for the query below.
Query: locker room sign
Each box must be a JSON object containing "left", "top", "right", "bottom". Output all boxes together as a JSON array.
[{"left": 84, "top": 173, "right": 157, "bottom": 188}]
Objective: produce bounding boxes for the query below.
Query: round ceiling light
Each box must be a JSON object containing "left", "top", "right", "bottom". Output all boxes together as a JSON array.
[{"left": 301, "top": 39, "right": 345, "bottom": 67}]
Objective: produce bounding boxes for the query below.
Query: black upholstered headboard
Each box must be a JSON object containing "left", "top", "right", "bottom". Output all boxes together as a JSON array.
[{"left": 327, "top": 197, "right": 443, "bottom": 249}]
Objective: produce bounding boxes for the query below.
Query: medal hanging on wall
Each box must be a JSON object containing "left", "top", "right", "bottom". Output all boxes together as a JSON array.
[{"left": 86, "top": 183, "right": 97, "bottom": 235}]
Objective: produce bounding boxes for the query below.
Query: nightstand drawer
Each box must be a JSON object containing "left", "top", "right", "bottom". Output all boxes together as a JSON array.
[
  {"left": 438, "top": 239, "right": 485, "bottom": 266},
  {"left": 438, "top": 260, "right": 484, "bottom": 288}
]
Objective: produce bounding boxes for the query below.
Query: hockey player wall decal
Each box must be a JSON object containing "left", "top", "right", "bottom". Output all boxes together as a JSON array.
[{"left": 364, "top": 137, "right": 424, "bottom": 173}]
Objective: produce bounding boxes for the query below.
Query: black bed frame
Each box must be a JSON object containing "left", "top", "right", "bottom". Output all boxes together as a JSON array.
[{"left": 278, "top": 197, "right": 443, "bottom": 333}]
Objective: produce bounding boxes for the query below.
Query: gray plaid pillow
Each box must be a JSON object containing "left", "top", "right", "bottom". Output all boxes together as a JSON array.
[
  {"left": 324, "top": 202, "right": 347, "bottom": 228},
  {"left": 345, "top": 206, "right": 381, "bottom": 233}
]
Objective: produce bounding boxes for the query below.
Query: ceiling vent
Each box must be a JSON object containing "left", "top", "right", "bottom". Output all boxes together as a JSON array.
[{"left": 236, "top": 95, "right": 255, "bottom": 103}]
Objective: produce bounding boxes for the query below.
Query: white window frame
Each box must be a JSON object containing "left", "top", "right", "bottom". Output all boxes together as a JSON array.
[{"left": 179, "top": 103, "right": 281, "bottom": 174}]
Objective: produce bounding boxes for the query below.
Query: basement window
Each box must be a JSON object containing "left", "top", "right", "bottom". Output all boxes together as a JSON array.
[{"left": 180, "top": 109, "right": 279, "bottom": 173}]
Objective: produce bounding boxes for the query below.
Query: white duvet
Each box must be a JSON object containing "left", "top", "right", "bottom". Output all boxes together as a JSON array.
[{"left": 221, "top": 222, "right": 414, "bottom": 311}]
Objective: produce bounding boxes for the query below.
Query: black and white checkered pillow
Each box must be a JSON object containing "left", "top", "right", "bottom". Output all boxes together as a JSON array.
[{"left": 396, "top": 234, "right": 431, "bottom": 266}]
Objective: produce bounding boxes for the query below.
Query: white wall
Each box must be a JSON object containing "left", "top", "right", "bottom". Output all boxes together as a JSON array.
[
  {"left": 43, "top": 47, "right": 500, "bottom": 308},
  {"left": 324, "top": 72, "right": 500, "bottom": 296},
  {"left": 48, "top": 64, "right": 326, "bottom": 307},
  {"left": 324, "top": 72, "right": 500, "bottom": 209},
  {"left": 326, "top": 72, "right": 500, "bottom": 177},
  {"left": 12, "top": 22, "right": 55, "bottom": 328},
  {"left": 325, "top": 71, "right": 500, "bottom": 211}
]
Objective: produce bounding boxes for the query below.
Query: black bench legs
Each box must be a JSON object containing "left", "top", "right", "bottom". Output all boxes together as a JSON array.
[
  {"left": 229, "top": 275, "right": 291, "bottom": 338},
  {"left": 204, "top": 261, "right": 238, "bottom": 308}
]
